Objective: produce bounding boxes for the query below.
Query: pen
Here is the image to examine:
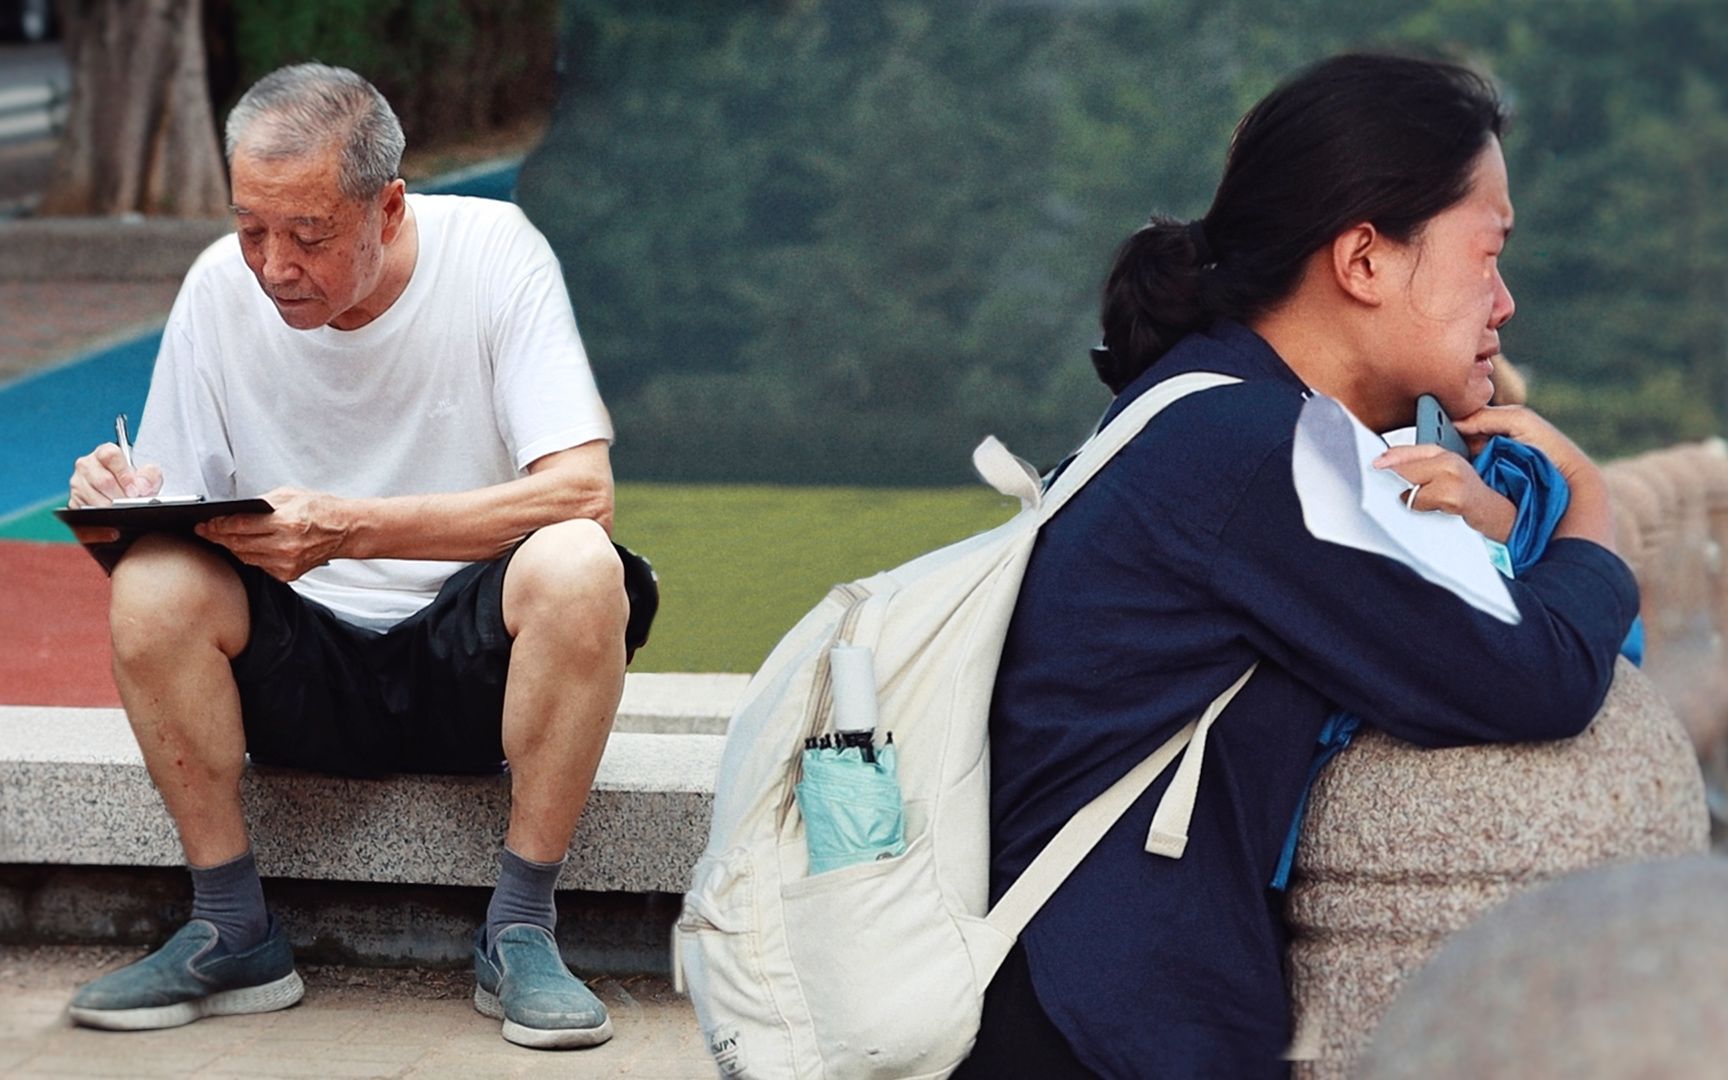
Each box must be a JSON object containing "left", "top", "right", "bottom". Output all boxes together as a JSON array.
[{"left": 115, "top": 414, "right": 135, "bottom": 472}]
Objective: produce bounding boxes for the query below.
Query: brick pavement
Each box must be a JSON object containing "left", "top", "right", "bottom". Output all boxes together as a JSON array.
[
  {"left": 0, "top": 280, "right": 179, "bottom": 382},
  {"left": 1, "top": 946, "right": 714, "bottom": 1079}
]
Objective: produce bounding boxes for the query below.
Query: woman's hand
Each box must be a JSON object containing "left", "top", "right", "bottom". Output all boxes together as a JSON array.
[
  {"left": 1453, "top": 404, "right": 1590, "bottom": 481},
  {"left": 1373, "top": 444, "right": 1516, "bottom": 542},
  {"left": 1452, "top": 403, "right": 1619, "bottom": 552}
]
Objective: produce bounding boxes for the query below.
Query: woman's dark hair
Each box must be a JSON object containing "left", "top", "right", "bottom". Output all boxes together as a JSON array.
[{"left": 1094, "top": 53, "right": 1508, "bottom": 393}]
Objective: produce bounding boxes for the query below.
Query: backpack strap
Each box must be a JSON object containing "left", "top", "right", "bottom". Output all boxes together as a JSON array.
[
  {"left": 1037, "top": 371, "right": 1241, "bottom": 523},
  {"left": 973, "top": 436, "right": 1044, "bottom": 509},
  {"left": 974, "top": 371, "right": 1240, "bottom": 512},
  {"left": 1142, "top": 662, "right": 1256, "bottom": 858},
  {"left": 986, "top": 662, "right": 1258, "bottom": 940}
]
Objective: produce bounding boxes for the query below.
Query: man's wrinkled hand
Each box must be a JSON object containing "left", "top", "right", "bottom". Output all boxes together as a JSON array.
[
  {"left": 68, "top": 443, "right": 163, "bottom": 507},
  {"left": 196, "top": 486, "right": 351, "bottom": 582},
  {"left": 1373, "top": 443, "right": 1516, "bottom": 543}
]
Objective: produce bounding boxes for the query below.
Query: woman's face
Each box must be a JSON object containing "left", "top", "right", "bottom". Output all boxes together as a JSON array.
[{"left": 1378, "top": 139, "right": 1517, "bottom": 419}]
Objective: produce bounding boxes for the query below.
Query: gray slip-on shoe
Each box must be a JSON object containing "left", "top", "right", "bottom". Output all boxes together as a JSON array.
[
  {"left": 473, "top": 923, "right": 613, "bottom": 1049},
  {"left": 69, "top": 916, "right": 303, "bottom": 1031}
]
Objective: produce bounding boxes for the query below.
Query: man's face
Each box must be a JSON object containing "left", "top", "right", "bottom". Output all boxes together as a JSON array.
[
  {"left": 230, "top": 143, "right": 393, "bottom": 331},
  {"left": 1377, "top": 139, "right": 1518, "bottom": 419}
]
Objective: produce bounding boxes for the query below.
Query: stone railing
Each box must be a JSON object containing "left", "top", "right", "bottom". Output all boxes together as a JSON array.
[
  {"left": 1358, "top": 855, "right": 1728, "bottom": 1077},
  {"left": 1286, "top": 439, "right": 1728, "bottom": 1076},
  {"left": 1604, "top": 439, "right": 1728, "bottom": 766}
]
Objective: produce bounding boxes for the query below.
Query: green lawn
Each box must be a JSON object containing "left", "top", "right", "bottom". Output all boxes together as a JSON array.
[
  {"left": 2, "top": 484, "right": 1019, "bottom": 672},
  {"left": 613, "top": 484, "right": 1017, "bottom": 671}
]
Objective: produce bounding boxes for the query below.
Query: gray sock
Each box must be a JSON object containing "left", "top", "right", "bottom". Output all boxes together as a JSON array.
[
  {"left": 189, "top": 848, "right": 269, "bottom": 951},
  {"left": 484, "top": 847, "right": 564, "bottom": 952}
]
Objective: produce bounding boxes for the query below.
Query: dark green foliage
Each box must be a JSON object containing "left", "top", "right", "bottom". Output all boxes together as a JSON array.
[
  {"left": 222, "top": 0, "right": 561, "bottom": 146},
  {"left": 519, "top": 0, "right": 1725, "bottom": 482}
]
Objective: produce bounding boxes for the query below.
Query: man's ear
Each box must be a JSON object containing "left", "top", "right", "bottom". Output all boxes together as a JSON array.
[
  {"left": 378, "top": 179, "right": 408, "bottom": 243},
  {"left": 1329, "top": 222, "right": 1384, "bottom": 306}
]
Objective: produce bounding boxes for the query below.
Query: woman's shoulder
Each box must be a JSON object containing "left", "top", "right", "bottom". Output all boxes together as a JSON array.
[
  {"left": 1084, "top": 374, "right": 1307, "bottom": 547},
  {"left": 1135, "top": 372, "right": 1305, "bottom": 467}
]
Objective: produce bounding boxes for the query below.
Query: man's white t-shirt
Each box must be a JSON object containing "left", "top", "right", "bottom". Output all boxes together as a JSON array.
[{"left": 133, "top": 194, "right": 613, "bottom": 627}]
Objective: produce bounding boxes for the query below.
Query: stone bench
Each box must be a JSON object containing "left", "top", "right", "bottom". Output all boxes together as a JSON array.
[{"left": 0, "top": 673, "right": 750, "bottom": 895}]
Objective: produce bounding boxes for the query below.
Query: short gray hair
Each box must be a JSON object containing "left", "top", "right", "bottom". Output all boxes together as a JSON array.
[{"left": 225, "top": 63, "right": 406, "bottom": 201}]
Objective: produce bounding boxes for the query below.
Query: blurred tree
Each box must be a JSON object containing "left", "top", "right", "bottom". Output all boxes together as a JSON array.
[
  {"left": 38, "top": 0, "right": 228, "bottom": 217},
  {"left": 514, "top": 0, "right": 1728, "bottom": 478},
  {"left": 1386, "top": 0, "right": 1728, "bottom": 453},
  {"left": 37, "top": 0, "right": 561, "bottom": 219},
  {"left": 225, "top": 0, "right": 560, "bottom": 148}
]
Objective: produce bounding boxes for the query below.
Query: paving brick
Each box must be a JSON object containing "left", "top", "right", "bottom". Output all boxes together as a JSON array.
[
  {"left": 0, "top": 280, "right": 178, "bottom": 382},
  {"left": 3, "top": 946, "right": 713, "bottom": 1079}
]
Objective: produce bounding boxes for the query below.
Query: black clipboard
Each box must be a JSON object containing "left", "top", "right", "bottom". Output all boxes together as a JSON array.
[
  {"left": 54, "top": 498, "right": 274, "bottom": 573},
  {"left": 55, "top": 498, "right": 274, "bottom": 531}
]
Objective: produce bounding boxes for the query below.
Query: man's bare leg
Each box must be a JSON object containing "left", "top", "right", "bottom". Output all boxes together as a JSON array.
[
  {"left": 109, "top": 533, "right": 252, "bottom": 866},
  {"left": 475, "top": 517, "right": 626, "bottom": 1049},
  {"left": 71, "top": 534, "right": 300, "bottom": 1032},
  {"left": 497, "top": 517, "right": 628, "bottom": 863}
]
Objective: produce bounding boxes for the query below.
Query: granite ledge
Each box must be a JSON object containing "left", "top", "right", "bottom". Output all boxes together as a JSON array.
[{"left": 0, "top": 703, "right": 730, "bottom": 894}]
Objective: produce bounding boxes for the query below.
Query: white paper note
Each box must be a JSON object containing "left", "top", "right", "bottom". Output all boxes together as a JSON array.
[{"left": 1291, "top": 394, "right": 1520, "bottom": 624}]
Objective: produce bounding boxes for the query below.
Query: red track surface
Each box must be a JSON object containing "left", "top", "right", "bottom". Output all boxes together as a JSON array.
[{"left": 0, "top": 540, "right": 118, "bottom": 707}]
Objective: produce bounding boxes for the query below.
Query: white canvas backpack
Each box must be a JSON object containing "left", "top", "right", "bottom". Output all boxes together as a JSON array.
[{"left": 675, "top": 371, "right": 1255, "bottom": 1079}]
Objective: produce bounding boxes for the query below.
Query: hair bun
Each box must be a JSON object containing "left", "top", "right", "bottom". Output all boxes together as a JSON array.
[
  {"left": 1089, "top": 345, "right": 1128, "bottom": 390},
  {"left": 1096, "top": 217, "right": 1213, "bottom": 393}
]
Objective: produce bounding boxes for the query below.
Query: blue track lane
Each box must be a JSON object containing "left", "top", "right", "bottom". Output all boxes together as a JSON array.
[{"left": 0, "top": 332, "right": 158, "bottom": 514}]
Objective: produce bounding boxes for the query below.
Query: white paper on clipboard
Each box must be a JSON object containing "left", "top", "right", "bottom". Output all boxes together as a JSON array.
[{"left": 1291, "top": 393, "right": 1520, "bottom": 624}]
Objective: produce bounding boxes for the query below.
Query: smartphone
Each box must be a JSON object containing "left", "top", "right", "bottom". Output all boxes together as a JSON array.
[{"left": 1415, "top": 394, "right": 1469, "bottom": 457}]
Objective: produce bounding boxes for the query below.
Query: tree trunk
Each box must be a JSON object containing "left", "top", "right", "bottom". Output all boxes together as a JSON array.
[{"left": 38, "top": 0, "right": 228, "bottom": 218}]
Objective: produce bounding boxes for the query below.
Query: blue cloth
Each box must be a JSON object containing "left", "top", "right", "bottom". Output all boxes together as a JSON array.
[
  {"left": 1473, "top": 435, "right": 1645, "bottom": 664},
  {"left": 987, "top": 320, "right": 1641, "bottom": 1079},
  {"left": 1474, "top": 436, "right": 1570, "bottom": 574}
]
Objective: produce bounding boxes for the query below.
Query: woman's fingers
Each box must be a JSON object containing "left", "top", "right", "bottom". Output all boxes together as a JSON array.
[{"left": 1373, "top": 444, "right": 1515, "bottom": 541}]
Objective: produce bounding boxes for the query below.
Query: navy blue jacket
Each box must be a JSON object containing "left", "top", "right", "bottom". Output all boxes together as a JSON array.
[{"left": 987, "top": 321, "right": 1639, "bottom": 1078}]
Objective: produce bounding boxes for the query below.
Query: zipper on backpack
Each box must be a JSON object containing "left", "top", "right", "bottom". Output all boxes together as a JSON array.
[{"left": 778, "top": 581, "right": 871, "bottom": 828}]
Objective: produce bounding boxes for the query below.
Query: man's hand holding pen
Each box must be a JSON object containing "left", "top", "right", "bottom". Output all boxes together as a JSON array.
[{"left": 67, "top": 417, "right": 163, "bottom": 508}]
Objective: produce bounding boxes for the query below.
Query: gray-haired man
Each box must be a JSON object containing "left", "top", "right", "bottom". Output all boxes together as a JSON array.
[{"left": 64, "top": 63, "right": 632, "bottom": 1050}]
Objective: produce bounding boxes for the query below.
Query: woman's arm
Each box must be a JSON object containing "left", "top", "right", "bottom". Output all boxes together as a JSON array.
[{"left": 1209, "top": 433, "right": 1637, "bottom": 749}]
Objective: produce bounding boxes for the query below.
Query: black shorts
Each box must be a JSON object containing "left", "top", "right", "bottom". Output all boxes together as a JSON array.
[{"left": 230, "top": 551, "right": 520, "bottom": 777}]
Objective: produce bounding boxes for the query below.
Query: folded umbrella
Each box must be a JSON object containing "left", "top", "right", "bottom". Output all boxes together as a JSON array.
[{"left": 796, "top": 743, "right": 908, "bottom": 875}]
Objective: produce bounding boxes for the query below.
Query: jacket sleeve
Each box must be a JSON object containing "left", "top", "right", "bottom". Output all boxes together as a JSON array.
[{"left": 1207, "top": 435, "right": 1639, "bottom": 748}]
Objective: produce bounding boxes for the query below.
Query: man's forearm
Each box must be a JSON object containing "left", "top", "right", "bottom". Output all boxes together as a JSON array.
[{"left": 340, "top": 446, "right": 614, "bottom": 563}]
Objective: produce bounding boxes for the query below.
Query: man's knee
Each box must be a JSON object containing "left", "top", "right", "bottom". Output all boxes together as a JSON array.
[
  {"left": 110, "top": 534, "right": 249, "bottom": 667},
  {"left": 502, "top": 519, "right": 627, "bottom": 646}
]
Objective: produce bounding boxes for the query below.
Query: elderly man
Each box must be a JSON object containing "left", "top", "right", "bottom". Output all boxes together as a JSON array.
[{"left": 64, "top": 63, "right": 634, "bottom": 1050}]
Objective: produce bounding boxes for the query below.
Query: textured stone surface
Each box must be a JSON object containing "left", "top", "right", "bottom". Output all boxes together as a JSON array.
[
  {"left": 1358, "top": 856, "right": 1728, "bottom": 1078},
  {"left": 1604, "top": 440, "right": 1728, "bottom": 758},
  {"left": 0, "top": 706, "right": 723, "bottom": 893},
  {"left": 1285, "top": 660, "right": 1709, "bottom": 1076},
  {"left": 616, "top": 672, "right": 748, "bottom": 734}
]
